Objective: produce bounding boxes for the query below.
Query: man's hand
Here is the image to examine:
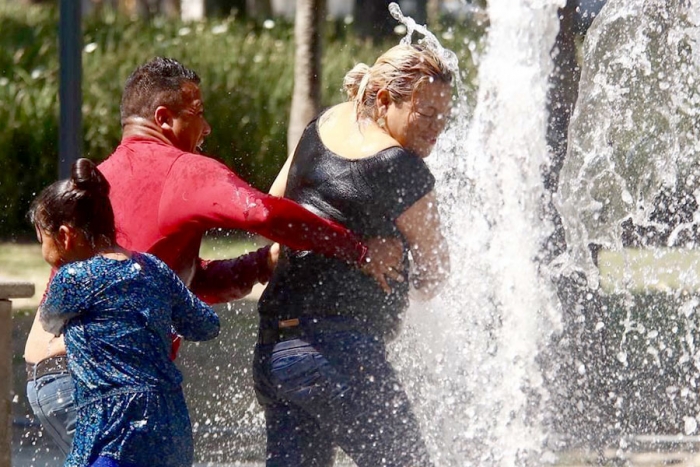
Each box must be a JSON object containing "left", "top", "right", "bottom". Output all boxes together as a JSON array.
[{"left": 360, "top": 237, "right": 404, "bottom": 293}]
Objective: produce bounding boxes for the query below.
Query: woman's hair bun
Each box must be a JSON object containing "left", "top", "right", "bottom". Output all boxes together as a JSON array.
[
  {"left": 343, "top": 63, "right": 371, "bottom": 100},
  {"left": 71, "top": 158, "right": 110, "bottom": 197}
]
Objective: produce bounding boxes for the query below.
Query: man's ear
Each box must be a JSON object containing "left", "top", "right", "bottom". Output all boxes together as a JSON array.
[{"left": 154, "top": 106, "right": 174, "bottom": 131}]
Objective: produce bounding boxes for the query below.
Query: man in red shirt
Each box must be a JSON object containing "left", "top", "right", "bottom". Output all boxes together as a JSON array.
[{"left": 24, "top": 57, "right": 400, "bottom": 457}]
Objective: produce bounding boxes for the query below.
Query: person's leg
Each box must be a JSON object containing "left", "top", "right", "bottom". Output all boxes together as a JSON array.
[
  {"left": 334, "top": 359, "right": 433, "bottom": 467},
  {"left": 254, "top": 341, "right": 335, "bottom": 467},
  {"left": 264, "top": 402, "right": 335, "bottom": 467},
  {"left": 268, "top": 332, "right": 433, "bottom": 467},
  {"left": 26, "top": 372, "right": 76, "bottom": 455}
]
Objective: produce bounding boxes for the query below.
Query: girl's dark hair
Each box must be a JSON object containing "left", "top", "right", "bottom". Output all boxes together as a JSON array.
[{"left": 29, "top": 158, "right": 116, "bottom": 247}]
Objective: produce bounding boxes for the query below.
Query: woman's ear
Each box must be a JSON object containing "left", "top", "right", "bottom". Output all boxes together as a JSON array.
[
  {"left": 376, "top": 89, "right": 393, "bottom": 125},
  {"left": 376, "top": 89, "right": 391, "bottom": 112},
  {"left": 154, "top": 106, "right": 174, "bottom": 131}
]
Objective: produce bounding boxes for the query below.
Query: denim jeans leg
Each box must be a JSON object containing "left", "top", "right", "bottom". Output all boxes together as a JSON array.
[
  {"left": 264, "top": 401, "right": 335, "bottom": 467},
  {"left": 254, "top": 341, "right": 336, "bottom": 467},
  {"left": 26, "top": 372, "right": 76, "bottom": 455},
  {"left": 255, "top": 333, "right": 432, "bottom": 467}
]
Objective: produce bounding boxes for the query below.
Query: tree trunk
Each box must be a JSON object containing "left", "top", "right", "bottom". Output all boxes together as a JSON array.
[
  {"left": 287, "top": 0, "right": 324, "bottom": 153},
  {"left": 427, "top": 0, "right": 440, "bottom": 25},
  {"left": 354, "top": 0, "right": 393, "bottom": 42},
  {"left": 545, "top": 0, "right": 580, "bottom": 194},
  {"left": 246, "top": 0, "right": 272, "bottom": 19},
  {"left": 413, "top": 0, "right": 428, "bottom": 25}
]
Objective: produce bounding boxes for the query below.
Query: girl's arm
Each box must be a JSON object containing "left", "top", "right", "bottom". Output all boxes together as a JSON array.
[
  {"left": 395, "top": 191, "right": 450, "bottom": 301},
  {"left": 39, "top": 267, "right": 88, "bottom": 335},
  {"left": 159, "top": 259, "right": 220, "bottom": 341}
]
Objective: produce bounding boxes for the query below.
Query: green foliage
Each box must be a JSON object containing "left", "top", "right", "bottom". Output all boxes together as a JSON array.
[{"left": 0, "top": 3, "right": 480, "bottom": 239}]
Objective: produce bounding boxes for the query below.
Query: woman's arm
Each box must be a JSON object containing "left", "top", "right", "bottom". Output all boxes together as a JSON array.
[
  {"left": 267, "top": 153, "right": 403, "bottom": 292},
  {"left": 268, "top": 153, "right": 294, "bottom": 197},
  {"left": 189, "top": 245, "right": 273, "bottom": 304},
  {"left": 395, "top": 191, "right": 450, "bottom": 301}
]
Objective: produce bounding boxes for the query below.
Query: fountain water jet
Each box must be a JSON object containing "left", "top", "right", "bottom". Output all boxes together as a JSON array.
[
  {"left": 556, "top": 0, "right": 700, "bottom": 284},
  {"left": 389, "top": 1, "right": 566, "bottom": 465},
  {"left": 552, "top": 0, "right": 700, "bottom": 456}
]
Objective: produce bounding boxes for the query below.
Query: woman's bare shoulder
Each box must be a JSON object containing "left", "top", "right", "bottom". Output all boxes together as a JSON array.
[{"left": 319, "top": 103, "right": 400, "bottom": 159}]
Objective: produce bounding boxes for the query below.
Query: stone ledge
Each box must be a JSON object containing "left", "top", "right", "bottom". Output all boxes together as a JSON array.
[{"left": 0, "top": 281, "right": 35, "bottom": 300}]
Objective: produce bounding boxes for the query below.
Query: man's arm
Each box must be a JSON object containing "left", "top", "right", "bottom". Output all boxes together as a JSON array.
[
  {"left": 160, "top": 154, "right": 367, "bottom": 263},
  {"left": 189, "top": 245, "right": 273, "bottom": 304}
]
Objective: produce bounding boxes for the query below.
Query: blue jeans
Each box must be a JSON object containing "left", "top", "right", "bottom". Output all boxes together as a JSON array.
[
  {"left": 26, "top": 371, "right": 77, "bottom": 456},
  {"left": 253, "top": 329, "right": 433, "bottom": 467}
]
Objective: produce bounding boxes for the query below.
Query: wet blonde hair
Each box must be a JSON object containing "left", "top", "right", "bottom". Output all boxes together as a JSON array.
[{"left": 343, "top": 43, "right": 453, "bottom": 120}]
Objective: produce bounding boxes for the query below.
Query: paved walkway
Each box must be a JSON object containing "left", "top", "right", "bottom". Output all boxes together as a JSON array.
[{"left": 13, "top": 440, "right": 700, "bottom": 467}]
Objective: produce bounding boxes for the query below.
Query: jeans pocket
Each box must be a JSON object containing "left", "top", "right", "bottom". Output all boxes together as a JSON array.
[
  {"left": 271, "top": 342, "right": 334, "bottom": 394},
  {"left": 29, "top": 375, "right": 76, "bottom": 455},
  {"left": 269, "top": 343, "right": 350, "bottom": 405}
]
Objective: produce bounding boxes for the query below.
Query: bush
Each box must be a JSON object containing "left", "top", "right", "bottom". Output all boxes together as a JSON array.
[{"left": 0, "top": 3, "right": 481, "bottom": 239}]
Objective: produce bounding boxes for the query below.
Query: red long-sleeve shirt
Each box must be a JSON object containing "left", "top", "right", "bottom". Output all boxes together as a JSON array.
[{"left": 98, "top": 136, "right": 365, "bottom": 304}]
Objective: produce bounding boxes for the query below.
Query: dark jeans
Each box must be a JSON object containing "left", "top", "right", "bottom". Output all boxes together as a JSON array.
[
  {"left": 26, "top": 371, "right": 77, "bottom": 456},
  {"left": 253, "top": 328, "right": 433, "bottom": 467}
]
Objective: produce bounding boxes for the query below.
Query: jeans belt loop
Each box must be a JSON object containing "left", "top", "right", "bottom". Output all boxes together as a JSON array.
[{"left": 258, "top": 316, "right": 364, "bottom": 345}]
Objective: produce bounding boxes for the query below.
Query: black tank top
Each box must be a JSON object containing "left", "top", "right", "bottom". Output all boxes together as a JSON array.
[{"left": 258, "top": 114, "right": 435, "bottom": 337}]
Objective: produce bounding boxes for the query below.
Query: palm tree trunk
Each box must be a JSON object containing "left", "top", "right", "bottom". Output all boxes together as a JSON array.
[{"left": 287, "top": 0, "right": 324, "bottom": 153}]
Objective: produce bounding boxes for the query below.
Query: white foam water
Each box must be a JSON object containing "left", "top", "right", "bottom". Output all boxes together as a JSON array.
[{"left": 388, "top": 1, "right": 566, "bottom": 465}]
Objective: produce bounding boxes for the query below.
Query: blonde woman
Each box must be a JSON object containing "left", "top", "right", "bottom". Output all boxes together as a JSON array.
[{"left": 254, "top": 44, "right": 453, "bottom": 466}]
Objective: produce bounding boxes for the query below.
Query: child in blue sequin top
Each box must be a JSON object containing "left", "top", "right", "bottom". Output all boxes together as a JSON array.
[{"left": 30, "top": 159, "right": 220, "bottom": 467}]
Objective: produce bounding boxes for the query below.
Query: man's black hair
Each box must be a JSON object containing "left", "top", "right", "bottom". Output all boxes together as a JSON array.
[{"left": 120, "top": 57, "right": 201, "bottom": 126}]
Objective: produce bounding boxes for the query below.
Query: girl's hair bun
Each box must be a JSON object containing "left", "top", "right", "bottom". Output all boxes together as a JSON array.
[{"left": 71, "top": 158, "right": 110, "bottom": 197}]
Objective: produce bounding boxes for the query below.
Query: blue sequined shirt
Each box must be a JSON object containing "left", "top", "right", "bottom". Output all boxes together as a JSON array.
[{"left": 41, "top": 252, "right": 220, "bottom": 467}]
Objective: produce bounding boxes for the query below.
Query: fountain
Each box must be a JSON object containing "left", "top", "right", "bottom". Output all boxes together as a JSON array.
[
  {"left": 552, "top": 0, "right": 700, "bottom": 455},
  {"left": 15, "top": 1, "right": 700, "bottom": 466},
  {"left": 390, "top": 0, "right": 565, "bottom": 465},
  {"left": 399, "top": 0, "right": 700, "bottom": 464}
]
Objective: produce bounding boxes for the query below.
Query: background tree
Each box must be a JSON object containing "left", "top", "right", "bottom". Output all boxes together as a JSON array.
[
  {"left": 412, "top": 0, "right": 427, "bottom": 25},
  {"left": 287, "top": 0, "right": 324, "bottom": 153},
  {"left": 545, "top": 0, "right": 579, "bottom": 195},
  {"left": 541, "top": 0, "right": 584, "bottom": 267},
  {"left": 205, "top": 0, "right": 245, "bottom": 17},
  {"left": 354, "top": 0, "right": 393, "bottom": 41},
  {"left": 245, "top": 0, "right": 270, "bottom": 19}
]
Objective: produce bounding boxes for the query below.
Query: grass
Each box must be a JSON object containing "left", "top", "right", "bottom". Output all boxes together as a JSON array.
[
  {"left": 598, "top": 248, "right": 700, "bottom": 294},
  {"left": 5, "top": 238, "right": 699, "bottom": 309},
  {"left": 0, "top": 234, "right": 264, "bottom": 310}
]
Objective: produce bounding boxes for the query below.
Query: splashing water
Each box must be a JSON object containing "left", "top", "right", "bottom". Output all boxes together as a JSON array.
[
  {"left": 388, "top": 1, "right": 565, "bottom": 465},
  {"left": 556, "top": 0, "right": 700, "bottom": 285},
  {"left": 550, "top": 0, "right": 700, "bottom": 448},
  {"left": 388, "top": 2, "right": 460, "bottom": 76}
]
